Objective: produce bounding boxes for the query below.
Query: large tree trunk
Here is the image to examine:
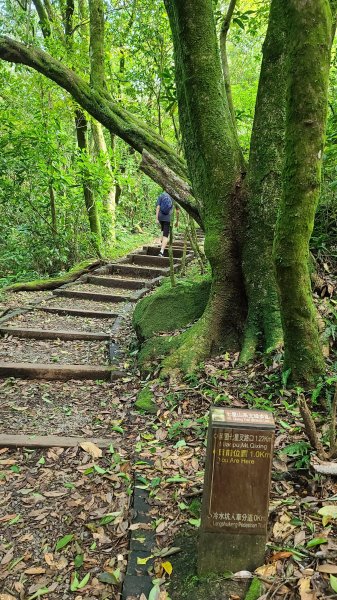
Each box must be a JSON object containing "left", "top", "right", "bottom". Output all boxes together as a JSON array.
[
  {"left": 161, "top": 0, "right": 246, "bottom": 372},
  {"left": 240, "top": 0, "right": 286, "bottom": 363},
  {"left": 273, "top": 0, "right": 332, "bottom": 383}
]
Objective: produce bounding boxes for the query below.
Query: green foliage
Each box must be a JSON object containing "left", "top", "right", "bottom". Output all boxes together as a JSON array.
[{"left": 280, "top": 441, "right": 311, "bottom": 469}]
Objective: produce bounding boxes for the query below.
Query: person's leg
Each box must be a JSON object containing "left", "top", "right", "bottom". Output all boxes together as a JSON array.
[{"left": 159, "top": 222, "right": 170, "bottom": 255}]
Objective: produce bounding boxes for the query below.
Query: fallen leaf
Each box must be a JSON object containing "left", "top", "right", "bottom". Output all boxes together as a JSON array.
[
  {"left": 318, "top": 564, "right": 337, "bottom": 574},
  {"left": 162, "top": 561, "right": 173, "bottom": 575},
  {"left": 271, "top": 551, "right": 293, "bottom": 561},
  {"left": 1, "top": 548, "right": 14, "bottom": 565},
  {"left": 25, "top": 567, "right": 46, "bottom": 575},
  {"left": 255, "top": 564, "right": 276, "bottom": 578},
  {"left": 298, "top": 577, "right": 316, "bottom": 600},
  {"left": 80, "top": 441, "right": 102, "bottom": 459}
]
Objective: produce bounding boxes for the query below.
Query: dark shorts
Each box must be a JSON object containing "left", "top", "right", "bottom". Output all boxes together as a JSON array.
[{"left": 160, "top": 221, "right": 170, "bottom": 237}]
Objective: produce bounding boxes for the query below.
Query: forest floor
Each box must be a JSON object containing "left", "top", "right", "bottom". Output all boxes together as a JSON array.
[{"left": 1, "top": 267, "right": 337, "bottom": 600}]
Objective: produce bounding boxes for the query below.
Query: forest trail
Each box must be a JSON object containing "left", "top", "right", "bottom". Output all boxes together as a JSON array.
[
  {"left": 0, "top": 236, "right": 204, "bottom": 600},
  {"left": 0, "top": 238, "right": 192, "bottom": 387}
]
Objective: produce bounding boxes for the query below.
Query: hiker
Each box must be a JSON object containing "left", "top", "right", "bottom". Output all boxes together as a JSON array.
[{"left": 156, "top": 191, "right": 179, "bottom": 256}]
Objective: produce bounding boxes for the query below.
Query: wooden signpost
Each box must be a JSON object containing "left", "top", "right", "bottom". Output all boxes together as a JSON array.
[{"left": 198, "top": 407, "right": 275, "bottom": 575}]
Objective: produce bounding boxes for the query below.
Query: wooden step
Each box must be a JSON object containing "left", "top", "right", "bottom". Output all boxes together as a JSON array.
[
  {"left": 0, "top": 362, "right": 121, "bottom": 381},
  {"left": 87, "top": 275, "right": 148, "bottom": 290},
  {"left": 0, "top": 434, "right": 113, "bottom": 449},
  {"left": 143, "top": 246, "right": 188, "bottom": 258},
  {"left": 53, "top": 289, "right": 132, "bottom": 303},
  {"left": 130, "top": 254, "right": 180, "bottom": 267},
  {"left": 109, "top": 264, "right": 168, "bottom": 278},
  {"left": 34, "top": 306, "right": 119, "bottom": 319},
  {"left": 0, "top": 326, "right": 110, "bottom": 341}
]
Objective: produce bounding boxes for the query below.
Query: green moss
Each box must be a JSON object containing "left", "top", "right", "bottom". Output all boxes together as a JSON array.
[
  {"left": 169, "top": 530, "right": 251, "bottom": 600},
  {"left": 244, "top": 578, "right": 263, "bottom": 600},
  {"left": 138, "top": 335, "right": 182, "bottom": 373},
  {"left": 132, "top": 274, "right": 211, "bottom": 341},
  {"left": 135, "top": 385, "right": 157, "bottom": 414}
]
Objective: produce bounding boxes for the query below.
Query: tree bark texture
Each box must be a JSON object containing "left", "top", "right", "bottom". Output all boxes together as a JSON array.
[
  {"left": 162, "top": 0, "right": 246, "bottom": 371},
  {"left": 273, "top": 0, "right": 332, "bottom": 383},
  {"left": 240, "top": 0, "right": 286, "bottom": 363},
  {"left": 89, "top": 0, "right": 105, "bottom": 90}
]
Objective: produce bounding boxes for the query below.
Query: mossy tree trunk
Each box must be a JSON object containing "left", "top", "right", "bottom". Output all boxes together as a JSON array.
[
  {"left": 273, "top": 0, "right": 332, "bottom": 383},
  {"left": 240, "top": 0, "right": 286, "bottom": 363},
  {"left": 162, "top": 0, "right": 247, "bottom": 372}
]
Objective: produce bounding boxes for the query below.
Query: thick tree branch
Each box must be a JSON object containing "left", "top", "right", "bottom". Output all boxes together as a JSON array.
[
  {"left": 140, "top": 150, "right": 203, "bottom": 228},
  {"left": 0, "top": 36, "right": 188, "bottom": 181}
]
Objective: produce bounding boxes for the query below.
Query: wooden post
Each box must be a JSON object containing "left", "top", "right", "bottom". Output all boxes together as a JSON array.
[{"left": 198, "top": 407, "right": 275, "bottom": 574}]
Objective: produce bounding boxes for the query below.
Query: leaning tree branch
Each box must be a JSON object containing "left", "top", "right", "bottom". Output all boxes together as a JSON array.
[
  {"left": 140, "top": 150, "right": 203, "bottom": 228},
  {"left": 0, "top": 36, "right": 188, "bottom": 181}
]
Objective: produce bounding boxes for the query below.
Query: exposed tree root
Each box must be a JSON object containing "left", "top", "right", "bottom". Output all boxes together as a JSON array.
[{"left": 239, "top": 305, "right": 283, "bottom": 364}]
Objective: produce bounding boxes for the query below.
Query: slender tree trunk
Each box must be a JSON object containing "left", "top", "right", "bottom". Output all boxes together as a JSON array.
[
  {"left": 219, "top": 0, "right": 237, "bottom": 127},
  {"left": 48, "top": 182, "right": 57, "bottom": 234},
  {"left": 162, "top": 0, "right": 246, "bottom": 372},
  {"left": 240, "top": 0, "right": 286, "bottom": 363},
  {"left": 273, "top": 0, "right": 332, "bottom": 383},
  {"left": 91, "top": 120, "right": 116, "bottom": 246},
  {"left": 89, "top": 0, "right": 116, "bottom": 248},
  {"left": 75, "top": 109, "right": 103, "bottom": 256},
  {"left": 32, "top": 0, "right": 51, "bottom": 37}
]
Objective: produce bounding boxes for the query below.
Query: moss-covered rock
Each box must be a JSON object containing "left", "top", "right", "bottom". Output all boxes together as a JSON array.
[
  {"left": 135, "top": 385, "right": 157, "bottom": 414},
  {"left": 132, "top": 274, "right": 211, "bottom": 342}
]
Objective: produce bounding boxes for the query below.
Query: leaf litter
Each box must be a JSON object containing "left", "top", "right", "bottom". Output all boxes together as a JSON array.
[{"left": 2, "top": 287, "right": 337, "bottom": 598}]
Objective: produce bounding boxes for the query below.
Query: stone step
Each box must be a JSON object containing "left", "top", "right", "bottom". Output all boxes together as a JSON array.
[
  {"left": 87, "top": 275, "right": 148, "bottom": 290},
  {"left": 129, "top": 254, "right": 180, "bottom": 267},
  {"left": 0, "top": 326, "right": 110, "bottom": 342},
  {"left": 53, "top": 289, "right": 133, "bottom": 303},
  {"left": 34, "top": 306, "right": 119, "bottom": 319},
  {"left": 0, "top": 362, "right": 121, "bottom": 381},
  {"left": 109, "top": 264, "right": 168, "bottom": 279}
]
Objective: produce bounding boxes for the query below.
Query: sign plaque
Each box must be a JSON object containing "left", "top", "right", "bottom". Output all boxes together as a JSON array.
[{"left": 198, "top": 407, "right": 275, "bottom": 575}]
